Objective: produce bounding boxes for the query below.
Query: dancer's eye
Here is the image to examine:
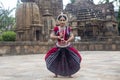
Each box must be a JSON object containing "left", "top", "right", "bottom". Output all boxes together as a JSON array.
[{"left": 60, "top": 19, "right": 65, "bottom": 21}]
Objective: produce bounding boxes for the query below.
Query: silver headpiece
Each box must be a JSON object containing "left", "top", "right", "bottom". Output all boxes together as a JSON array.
[{"left": 57, "top": 12, "right": 68, "bottom": 22}]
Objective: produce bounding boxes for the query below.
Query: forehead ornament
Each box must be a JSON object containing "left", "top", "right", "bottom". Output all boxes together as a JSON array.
[{"left": 57, "top": 12, "right": 68, "bottom": 22}]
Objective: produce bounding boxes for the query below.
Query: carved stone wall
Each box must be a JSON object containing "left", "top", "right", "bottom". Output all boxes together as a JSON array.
[{"left": 0, "top": 40, "right": 120, "bottom": 56}]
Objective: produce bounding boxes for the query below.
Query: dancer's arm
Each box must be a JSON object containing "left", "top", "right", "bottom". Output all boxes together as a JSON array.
[
  {"left": 66, "top": 32, "right": 74, "bottom": 43},
  {"left": 50, "top": 32, "right": 61, "bottom": 40}
]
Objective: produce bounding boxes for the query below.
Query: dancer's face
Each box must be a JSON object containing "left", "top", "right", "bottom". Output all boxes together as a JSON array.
[{"left": 59, "top": 17, "right": 66, "bottom": 27}]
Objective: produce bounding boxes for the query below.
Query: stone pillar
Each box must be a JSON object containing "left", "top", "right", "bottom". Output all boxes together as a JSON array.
[{"left": 43, "top": 9, "right": 56, "bottom": 41}]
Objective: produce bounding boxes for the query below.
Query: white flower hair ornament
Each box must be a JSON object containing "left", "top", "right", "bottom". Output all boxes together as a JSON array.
[{"left": 57, "top": 12, "right": 68, "bottom": 23}]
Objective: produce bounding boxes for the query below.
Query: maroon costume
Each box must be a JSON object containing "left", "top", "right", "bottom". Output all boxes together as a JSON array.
[{"left": 45, "top": 26, "right": 82, "bottom": 76}]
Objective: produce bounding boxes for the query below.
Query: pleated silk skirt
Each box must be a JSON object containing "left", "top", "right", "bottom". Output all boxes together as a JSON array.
[{"left": 45, "top": 45, "right": 82, "bottom": 76}]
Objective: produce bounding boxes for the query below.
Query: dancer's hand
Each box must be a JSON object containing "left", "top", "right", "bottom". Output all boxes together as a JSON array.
[
  {"left": 57, "top": 36, "right": 62, "bottom": 39},
  {"left": 65, "top": 40, "right": 68, "bottom": 44},
  {"left": 61, "top": 40, "right": 69, "bottom": 45},
  {"left": 57, "top": 35, "right": 64, "bottom": 40}
]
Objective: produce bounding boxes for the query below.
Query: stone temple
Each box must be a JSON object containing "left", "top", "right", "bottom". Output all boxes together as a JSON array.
[
  {"left": 16, "top": 0, "right": 63, "bottom": 41},
  {"left": 65, "top": 0, "right": 119, "bottom": 41},
  {"left": 15, "top": 0, "right": 119, "bottom": 41}
]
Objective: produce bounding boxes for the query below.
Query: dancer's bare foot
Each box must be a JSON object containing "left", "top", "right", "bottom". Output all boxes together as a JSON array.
[
  {"left": 68, "top": 75, "right": 73, "bottom": 78},
  {"left": 53, "top": 74, "right": 58, "bottom": 78}
]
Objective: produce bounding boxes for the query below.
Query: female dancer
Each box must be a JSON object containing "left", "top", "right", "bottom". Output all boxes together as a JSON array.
[{"left": 45, "top": 12, "right": 82, "bottom": 78}]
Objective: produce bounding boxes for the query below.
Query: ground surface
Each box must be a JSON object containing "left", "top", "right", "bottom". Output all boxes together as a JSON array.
[{"left": 0, "top": 51, "right": 120, "bottom": 80}]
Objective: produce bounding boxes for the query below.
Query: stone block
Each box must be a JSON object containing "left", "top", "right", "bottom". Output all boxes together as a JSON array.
[
  {"left": 94, "top": 44, "right": 103, "bottom": 51},
  {"left": 89, "top": 45, "right": 94, "bottom": 51},
  {"left": 112, "top": 44, "right": 116, "bottom": 50}
]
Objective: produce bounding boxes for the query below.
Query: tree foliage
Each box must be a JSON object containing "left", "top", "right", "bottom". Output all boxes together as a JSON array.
[
  {"left": 98, "top": 0, "right": 109, "bottom": 4},
  {"left": 0, "top": 35, "right": 2, "bottom": 41},
  {"left": 0, "top": 2, "right": 16, "bottom": 31},
  {"left": 2, "top": 31, "right": 16, "bottom": 41},
  {"left": 70, "top": 0, "right": 75, "bottom": 3}
]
